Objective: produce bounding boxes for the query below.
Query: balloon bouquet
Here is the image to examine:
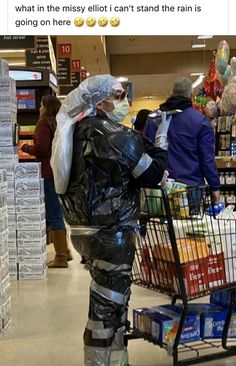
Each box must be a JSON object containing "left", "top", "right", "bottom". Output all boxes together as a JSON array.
[
  {"left": 193, "top": 54, "right": 222, "bottom": 118},
  {"left": 218, "top": 53, "right": 236, "bottom": 114},
  {"left": 194, "top": 40, "right": 236, "bottom": 118}
]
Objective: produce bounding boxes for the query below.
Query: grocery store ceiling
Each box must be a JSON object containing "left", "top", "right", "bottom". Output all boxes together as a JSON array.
[
  {"left": 3, "top": 35, "right": 236, "bottom": 99},
  {"left": 61, "top": 35, "right": 236, "bottom": 98}
]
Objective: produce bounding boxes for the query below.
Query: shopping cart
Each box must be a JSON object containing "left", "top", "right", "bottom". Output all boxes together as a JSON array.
[{"left": 128, "top": 186, "right": 236, "bottom": 366}]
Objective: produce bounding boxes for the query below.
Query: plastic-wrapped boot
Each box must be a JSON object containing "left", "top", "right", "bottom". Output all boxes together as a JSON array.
[
  {"left": 48, "top": 230, "right": 68, "bottom": 268},
  {"left": 84, "top": 345, "right": 111, "bottom": 366},
  {"left": 109, "top": 330, "right": 129, "bottom": 366},
  {"left": 109, "top": 347, "right": 128, "bottom": 366}
]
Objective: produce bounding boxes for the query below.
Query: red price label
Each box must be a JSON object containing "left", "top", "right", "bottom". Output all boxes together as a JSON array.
[
  {"left": 80, "top": 68, "right": 87, "bottom": 81},
  {"left": 58, "top": 43, "right": 71, "bottom": 57},
  {"left": 72, "top": 59, "right": 81, "bottom": 71}
]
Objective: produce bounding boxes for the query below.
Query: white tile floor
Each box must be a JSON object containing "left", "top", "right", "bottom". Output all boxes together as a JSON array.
[{"left": 0, "top": 245, "right": 236, "bottom": 366}]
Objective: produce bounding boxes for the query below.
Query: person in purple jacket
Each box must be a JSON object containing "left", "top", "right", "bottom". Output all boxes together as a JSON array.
[{"left": 144, "top": 77, "right": 220, "bottom": 203}]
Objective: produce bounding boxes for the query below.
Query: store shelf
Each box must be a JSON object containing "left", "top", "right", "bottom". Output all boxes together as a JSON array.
[
  {"left": 220, "top": 184, "right": 236, "bottom": 189},
  {"left": 216, "top": 159, "right": 236, "bottom": 169},
  {"left": 19, "top": 158, "right": 36, "bottom": 162},
  {"left": 17, "top": 109, "right": 38, "bottom": 114},
  {"left": 19, "top": 135, "right": 34, "bottom": 140}
]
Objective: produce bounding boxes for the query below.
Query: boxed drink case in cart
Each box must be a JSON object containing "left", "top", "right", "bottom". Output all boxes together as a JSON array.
[{"left": 130, "top": 186, "right": 236, "bottom": 366}]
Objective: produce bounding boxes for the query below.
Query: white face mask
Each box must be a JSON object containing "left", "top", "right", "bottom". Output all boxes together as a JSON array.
[{"left": 104, "top": 97, "right": 130, "bottom": 123}]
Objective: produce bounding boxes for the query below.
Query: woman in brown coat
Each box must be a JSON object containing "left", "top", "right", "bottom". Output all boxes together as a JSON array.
[{"left": 22, "top": 95, "right": 72, "bottom": 268}]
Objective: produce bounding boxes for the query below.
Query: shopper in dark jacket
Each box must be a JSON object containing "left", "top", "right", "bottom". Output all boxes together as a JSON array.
[
  {"left": 21, "top": 95, "right": 72, "bottom": 268},
  {"left": 51, "top": 75, "right": 168, "bottom": 366},
  {"left": 144, "top": 77, "right": 220, "bottom": 202},
  {"left": 133, "top": 108, "right": 151, "bottom": 132}
]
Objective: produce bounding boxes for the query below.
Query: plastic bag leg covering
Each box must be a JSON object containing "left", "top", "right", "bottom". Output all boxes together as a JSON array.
[
  {"left": 83, "top": 229, "right": 135, "bottom": 366},
  {"left": 84, "top": 345, "right": 111, "bottom": 366},
  {"left": 110, "top": 330, "right": 129, "bottom": 366},
  {"left": 109, "top": 348, "right": 129, "bottom": 366},
  {"left": 83, "top": 277, "right": 130, "bottom": 366}
]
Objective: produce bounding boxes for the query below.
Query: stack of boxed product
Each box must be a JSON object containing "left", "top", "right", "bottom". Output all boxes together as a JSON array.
[
  {"left": 133, "top": 301, "right": 236, "bottom": 346},
  {"left": 0, "top": 59, "right": 47, "bottom": 280},
  {"left": 15, "top": 163, "right": 47, "bottom": 280},
  {"left": 133, "top": 304, "right": 200, "bottom": 346},
  {"left": 0, "top": 59, "right": 18, "bottom": 279},
  {"left": 0, "top": 170, "right": 11, "bottom": 339}
]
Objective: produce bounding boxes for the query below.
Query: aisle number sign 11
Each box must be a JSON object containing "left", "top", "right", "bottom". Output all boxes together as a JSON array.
[{"left": 72, "top": 59, "right": 81, "bottom": 71}]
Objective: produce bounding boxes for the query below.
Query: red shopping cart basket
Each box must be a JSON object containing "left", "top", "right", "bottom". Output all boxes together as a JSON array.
[{"left": 132, "top": 186, "right": 236, "bottom": 301}]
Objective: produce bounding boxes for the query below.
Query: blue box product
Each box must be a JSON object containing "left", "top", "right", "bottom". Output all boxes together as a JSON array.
[
  {"left": 201, "top": 309, "right": 227, "bottom": 338},
  {"left": 176, "top": 303, "right": 236, "bottom": 339},
  {"left": 175, "top": 303, "right": 224, "bottom": 339},
  {"left": 152, "top": 305, "right": 200, "bottom": 344},
  {"left": 133, "top": 307, "right": 171, "bottom": 339},
  {"left": 210, "top": 291, "right": 232, "bottom": 308},
  {"left": 200, "top": 305, "right": 236, "bottom": 339},
  {"left": 133, "top": 304, "right": 200, "bottom": 345},
  {"left": 16, "top": 89, "right": 36, "bottom": 110},
  {"left": 17, "top": 99, "right": 36, "bottom": 109}
]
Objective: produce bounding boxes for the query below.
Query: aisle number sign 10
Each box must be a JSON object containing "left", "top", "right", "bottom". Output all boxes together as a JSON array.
[{"left": 58, "top": 43, "right": 72, "bottom": 57}]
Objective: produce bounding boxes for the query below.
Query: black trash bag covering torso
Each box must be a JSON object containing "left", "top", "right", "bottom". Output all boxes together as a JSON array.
[
  {"left": 60, "top": 116, "right": 146, "bottom": 227},
  {"left": 59, "top": 116, "right": 167, "bottom": 262}
]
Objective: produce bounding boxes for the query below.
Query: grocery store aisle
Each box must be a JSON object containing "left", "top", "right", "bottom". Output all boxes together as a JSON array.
[{"left": 0, "top": 245, "right": 236, "bottom": 366}]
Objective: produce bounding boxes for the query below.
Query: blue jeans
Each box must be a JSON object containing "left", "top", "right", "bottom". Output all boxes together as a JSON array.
[{"left": 44, "top": 179, "right": 65, "bottom": 230}]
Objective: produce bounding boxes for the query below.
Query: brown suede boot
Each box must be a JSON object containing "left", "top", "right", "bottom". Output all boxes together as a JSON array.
[
  {"left": 48, "top": 248, "right": 73, "bottom": 264},
  {"left": 48, "top": 230, "right": 68, "bottom": 268},
  {"left": 66, "top": 249, "right": 73, "bottom": 261}
]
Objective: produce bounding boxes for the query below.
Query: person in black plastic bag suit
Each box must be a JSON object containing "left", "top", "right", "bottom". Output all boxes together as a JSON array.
[{"left": 51, "top": 75, "right": 169, "bottom": 366}]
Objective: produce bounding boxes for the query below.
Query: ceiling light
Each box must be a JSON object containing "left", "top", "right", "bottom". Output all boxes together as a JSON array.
[
  {"left": 197, "top": 35, "right": 213, "bottom": 39},
  {"left": 86, "top": 72, "right": 90, "bottom": 77},
  {"left": 190, "top": 72, "right": 205, "bottom": 76},
  {"left": 0, "top": 49, "right": 25, "bottom": 53},
  {"left": 8, "top": 61, "right": 25, "bottom": 66},
  {"left": 192, "top": 44, "right": 206, "bottom": 49},
  {"left": 140, "top": 95, "right": 157, "bottom": 100},
  {"left": 192, "top": 74, "right": 205, "bottom": 89},
  {"left": 117, "top": 77, "right": 128, "bottom": 82}
]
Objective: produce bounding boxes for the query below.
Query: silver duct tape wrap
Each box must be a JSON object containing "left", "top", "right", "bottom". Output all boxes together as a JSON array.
[
  {"left": 111, "top": 330, "right": 125, "bottom": 351},
  {"left": 110, "top": 348, "right": 129, "bottom": 366},
  {"left": 131, "top": 153, "right": 153, "bottom": 178},
  {"left": 155, "top": 134, "right": 169, "bottom": 150},
  {"left": 86, "top": 320, "right": 114, "bottom": 340},
  {"left": 92, "top": 328, "right": 114, "bottom": 340},
  {"left": 121, "top": 310, "right": 128, "bottom": 323},
  {"left": 91, "top": 280, "right": 129, "bottom": 305},
  {"left": 70, "top": 225, "right": 100, "bottom": 236},
  {"left": 84, "top": 345, "right": 111, "bottom": 366},
  {"left": 92, "top": 259, "right": 131, "bottom": 272}
]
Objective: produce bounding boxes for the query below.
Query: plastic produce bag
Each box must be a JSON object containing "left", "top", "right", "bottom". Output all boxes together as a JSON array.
[
  {"left": 140, "top": 180, "right": 187, "bottom": 217},
  {"left": 51, "top": 113, "right": 77, "bottom": 194}
]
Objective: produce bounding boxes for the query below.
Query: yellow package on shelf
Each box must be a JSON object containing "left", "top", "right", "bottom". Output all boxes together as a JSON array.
[{"left": 152, "top": 238, "right": 209, "bottom": 264}]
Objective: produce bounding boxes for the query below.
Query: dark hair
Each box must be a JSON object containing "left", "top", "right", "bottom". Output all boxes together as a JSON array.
[
  {"left": 40, "top": 95, "right": 61, "bottom": 132},
  {"left": 134, "top": 109, "right": 151, "bottom": 132}
]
